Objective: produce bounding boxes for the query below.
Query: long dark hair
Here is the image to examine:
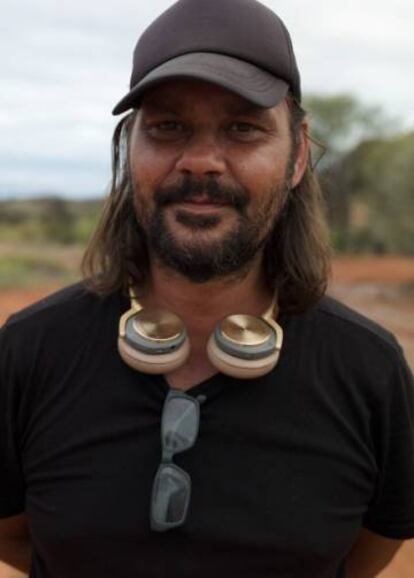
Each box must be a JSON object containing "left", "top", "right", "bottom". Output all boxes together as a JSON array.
[{"left": 82, "top": 97, "right": 331, "bottom": 314}]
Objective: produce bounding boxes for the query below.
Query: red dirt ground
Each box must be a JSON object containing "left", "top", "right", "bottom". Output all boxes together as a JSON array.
[
  {"left": 1, "top": 256, "right": 413, "bottom": 369},
  {"left": 0, "top": 256, "right": 413, "bottom": 576},
  {"left": 0, "top": 285, "right": 61, "bottom": 325},
  {"left": 329, "top": 256, "right": 414, "bottom": 372}
]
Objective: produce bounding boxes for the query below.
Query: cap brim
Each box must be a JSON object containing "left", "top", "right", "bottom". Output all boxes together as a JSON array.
[{"left": 112, "top": 52, "right": 289, "bottom": 115}]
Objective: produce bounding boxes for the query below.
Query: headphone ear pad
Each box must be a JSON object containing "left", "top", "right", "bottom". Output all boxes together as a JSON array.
[
  {"left": 206, "top": 333, "right": 281, "bottom": 379},
  {"left": 118, "top": 335, "right": 190, "bottom": 374}
]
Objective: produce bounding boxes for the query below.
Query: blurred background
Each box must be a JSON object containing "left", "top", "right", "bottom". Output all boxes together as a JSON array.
[
  {"left": 2, "top": 0, "right": 414, "bottom": 194},
  {"left": 0, "top": 0, "right": 413, "bottom": 371},
  {"left": 0, "top": 0, "right": 414, "bottom": 367},
  {"left": 0, "top": 1, "right": 413, "bottom": 574}
]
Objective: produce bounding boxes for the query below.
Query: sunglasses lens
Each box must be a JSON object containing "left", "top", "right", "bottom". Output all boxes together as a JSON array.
[
  {"left": 151, "top": 464, "right": 191, "bottom": 527},
  {"left": 162, "top": 397, "right": 199, "bottom": 452}
]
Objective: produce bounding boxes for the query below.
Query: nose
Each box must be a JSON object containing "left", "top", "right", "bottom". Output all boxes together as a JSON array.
[{"left": 175, "top": 133, "right": 226, "bottom": 177}]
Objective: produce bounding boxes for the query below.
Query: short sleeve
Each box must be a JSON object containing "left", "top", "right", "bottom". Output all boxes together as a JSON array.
[
  {"left": 363, "top": 350, "right": 414, "bottom": 538},
  {"left": 0, "top": 324, "right": 25, "bottom": 518}
]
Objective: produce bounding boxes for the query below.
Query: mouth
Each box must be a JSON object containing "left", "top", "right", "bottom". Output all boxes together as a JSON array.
[{"left": 174, "top": 195, "right": 229, "bottom": 212}]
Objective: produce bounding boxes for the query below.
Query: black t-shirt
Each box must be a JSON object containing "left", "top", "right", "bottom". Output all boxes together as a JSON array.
[{"left": 1, "top": 282, "right": 414, "bottom": 578}]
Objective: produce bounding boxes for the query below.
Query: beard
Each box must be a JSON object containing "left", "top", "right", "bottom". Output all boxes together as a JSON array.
[{"left": 135, "top": 174, "right": 291, "bottom": 283}]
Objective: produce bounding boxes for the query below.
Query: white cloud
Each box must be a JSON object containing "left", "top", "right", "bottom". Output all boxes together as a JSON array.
[{"left": 1, "top": 0, "right": 414, "bottom": 197}]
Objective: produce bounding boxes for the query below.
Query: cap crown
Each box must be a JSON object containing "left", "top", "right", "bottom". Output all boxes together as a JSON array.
[{"left": 130, "top": 0, "right": 300, "bottom": 100}]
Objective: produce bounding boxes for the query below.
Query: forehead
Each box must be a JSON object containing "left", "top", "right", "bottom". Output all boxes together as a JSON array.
[{"left": 140, "top": 78, "right": 288, "bottom": 118}]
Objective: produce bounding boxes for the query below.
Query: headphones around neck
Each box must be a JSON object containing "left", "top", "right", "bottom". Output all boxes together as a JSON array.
[{"left": 118, "top": 287, "right": 283, "bottom": 379}]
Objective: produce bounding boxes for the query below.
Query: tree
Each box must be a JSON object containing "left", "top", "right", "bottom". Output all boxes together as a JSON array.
[
  {"left": 303, "top": 94, "right": 400, "bottom": 248},
  {"left": 304, "top": 94, "right": 397, "bottom": 169},
  {"left": 332, "top": 132, "right": 414, "bottom": 253},
  {"left": 38, "top": 197, "right": 77, "bottom": 244}
]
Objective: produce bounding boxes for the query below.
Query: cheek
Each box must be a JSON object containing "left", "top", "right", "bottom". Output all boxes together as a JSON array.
[
  {"left": 129, "top": 155, "right": 160, "bottom": 194},
  {"left": 129, "top": 134, "right": 178, "bottom": 194},
  {"left": 230, "top": 147, "right": 290, "bottom": 196},
  {"left": 129, "top": 140, "right": 176, "bottom": 223}
]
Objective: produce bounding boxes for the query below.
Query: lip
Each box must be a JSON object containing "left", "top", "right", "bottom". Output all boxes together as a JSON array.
[{"left": 174, "top": 199, "right": 228, "bottom": 212}]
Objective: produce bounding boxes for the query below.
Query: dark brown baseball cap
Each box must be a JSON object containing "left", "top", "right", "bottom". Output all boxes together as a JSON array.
[{"left": 112, "top": 0, "right": 301, "bottom": 115}]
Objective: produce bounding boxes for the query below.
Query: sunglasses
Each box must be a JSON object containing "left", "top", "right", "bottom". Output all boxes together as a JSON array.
[{"left": 151, "top": 390, "right": 201, "bottom": 531}]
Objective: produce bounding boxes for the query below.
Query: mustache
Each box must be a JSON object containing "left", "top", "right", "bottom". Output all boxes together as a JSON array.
[{"left": 153, "top": 178, "right": 249, "bottom": 212}]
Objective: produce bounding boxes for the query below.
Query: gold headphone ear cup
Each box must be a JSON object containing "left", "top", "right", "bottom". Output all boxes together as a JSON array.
[
  {"left": 206, "top": 334, "right": 281, "bottom": 379},
  {"left": 118, "top": 335, "right": 190, "bottom": 374},
  {"left": 118, "top": 306, "right": 190, "bottom": 374},
  {"left": 206, "top": 314, "right": 283, "bottom": 379}
]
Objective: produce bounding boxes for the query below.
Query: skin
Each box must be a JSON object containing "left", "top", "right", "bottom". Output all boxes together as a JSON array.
[
  {"left": 129, "top": 80, "right": 304, "bottom": 273},
  {"left": 128, "top": 79, "right": 309, "bottom": 389},
  {"left": 0, "top": 513, "right": 31, "bottom": 577},
  {"left": 0, "top": 79, "right": 408, "bottom": 578},
  {"left": 126, "top": 78, "right": 407, "bottom": 576}
]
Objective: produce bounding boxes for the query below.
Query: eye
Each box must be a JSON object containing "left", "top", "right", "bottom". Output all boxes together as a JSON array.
[
  {"left": 227, "top": 122, "right": 263, "bottom": 141},
  {"left": 145, "top": 121, "right": 188, "bottom": 140}
]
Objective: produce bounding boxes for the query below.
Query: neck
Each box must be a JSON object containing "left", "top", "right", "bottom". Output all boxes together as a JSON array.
[{"left": 137, "top": 254, "right": 273, "bottom": 338}]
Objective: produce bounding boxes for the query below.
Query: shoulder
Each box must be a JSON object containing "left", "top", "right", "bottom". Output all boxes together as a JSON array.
[
  {"left": 4, "top": 282, "right": 92, "bottom": 327},
  {"left": 5, "top": 281, "right": 123, "bottom": 324},
  {"left": 314, "top": 295, "right": 401, "bottom": 357},
  {"left": 287, "top": 295, "right": 411, "bottom": 398},
  {"left": 1, "top": 282, "right": 126, "bottom": 353}
]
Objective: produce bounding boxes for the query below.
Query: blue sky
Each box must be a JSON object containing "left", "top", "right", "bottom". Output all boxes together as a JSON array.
[{"left": 1, "top": 0, "right": 413, "bottom": 198}]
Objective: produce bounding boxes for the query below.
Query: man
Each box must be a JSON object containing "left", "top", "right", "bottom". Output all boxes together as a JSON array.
[{"left": 1, "top": 0, "right": 414, "bottom": 576}]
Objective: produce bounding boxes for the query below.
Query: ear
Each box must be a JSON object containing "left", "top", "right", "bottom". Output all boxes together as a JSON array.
[{"left": 290, "top": 118, "right": 310, "bottom": 188}]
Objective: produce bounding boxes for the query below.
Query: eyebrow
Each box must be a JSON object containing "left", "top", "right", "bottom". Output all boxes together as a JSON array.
[
  {"left": 141, "top": 96, "right": 272, "bottom": 118},
  {"left": 140, "top": 100, "right": 181, "bottom": 115},
  {"left": 224, "top": 101, "right": 271, "bottom": 117}
]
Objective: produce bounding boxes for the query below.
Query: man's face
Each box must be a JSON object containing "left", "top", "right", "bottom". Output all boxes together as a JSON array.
[{"left": 128, "top": 79, "right": 307, "bottom": 282}]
